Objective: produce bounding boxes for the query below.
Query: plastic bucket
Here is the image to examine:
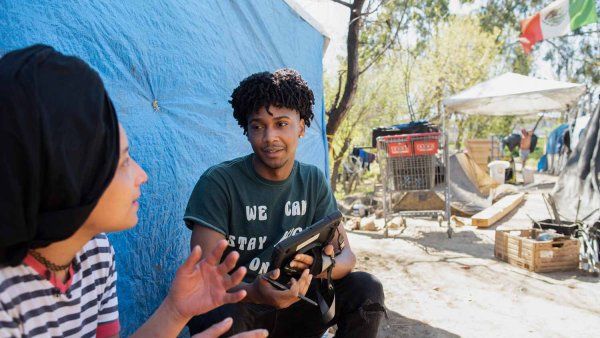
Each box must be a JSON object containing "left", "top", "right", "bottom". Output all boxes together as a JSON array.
[
  {"left": 522, "top": 168, "right": 534, "bottom": 184},
  {"left": 488, "top": 161, "right": 510, "bottom": 184}
]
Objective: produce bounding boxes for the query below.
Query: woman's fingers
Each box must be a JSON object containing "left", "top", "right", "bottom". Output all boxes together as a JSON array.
[
  {"left": 217, "top": 250, "right": 240, "bottom": 274},
  {"left": 205, "top": 240, "right": 228, "bottom": 265},
  {"left": 230, "top": 329, "right": 269, "bottom": 338},
  {"left": 227, "top": 267, "right": 247, "bottom": 289},
  {"left": 182, "top": 245, "right": 202, "bottom": 272},
  {"left": 193, "top": 317, "right": 233, "bottom": 338}
]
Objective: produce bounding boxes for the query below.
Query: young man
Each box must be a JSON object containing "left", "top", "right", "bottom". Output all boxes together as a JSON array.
[
  {"left": 184, "top": 69, "right": 385, "bottom": 337},
  {"left": 0, "top": 45, "right": 266, "bottom": 338},
  {"left": 520, "top": 128, "right": 533, "bottom": 165}
]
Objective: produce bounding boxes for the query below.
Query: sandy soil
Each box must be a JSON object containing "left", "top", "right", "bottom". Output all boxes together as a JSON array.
[{"left": 347, "top": 175, "right": 600, "bottom": 338}]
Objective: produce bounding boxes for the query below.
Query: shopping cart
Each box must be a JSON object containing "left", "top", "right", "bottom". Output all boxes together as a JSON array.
[{"left": 376, "top": 131, "right": 452, "bottom": 237}]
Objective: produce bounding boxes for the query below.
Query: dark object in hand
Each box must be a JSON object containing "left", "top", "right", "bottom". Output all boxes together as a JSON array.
[{"left": 271, "top": 211, "right": 342, "bottom": 283}]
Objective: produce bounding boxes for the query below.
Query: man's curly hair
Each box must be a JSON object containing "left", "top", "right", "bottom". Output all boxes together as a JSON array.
[{"left": 229, "top": 68, "right": 315, "bottom": 134}]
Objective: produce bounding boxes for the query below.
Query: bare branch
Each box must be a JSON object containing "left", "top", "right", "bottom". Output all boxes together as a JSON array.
[
  {"left": 334, "top": 136, "right": 352, "bottom": 162},
  {"left": 365, "top": 0, "right": 375, "bottom": 13},
  {"left": 348, "top": 14, "right": 363, "bottom": 26},
  {"left": 342, "top": 80, "right": 385, "bottom": 138},
  {"left": 346, "top": 106, "right": 368, "bottom": 137},
  {"left": 331, "top": 0, "right": 353, "bottom": 8},
  {"left": 329, "top": 69, "right": 347, "bottom": 113},
  {"left": 401, "top": 52, "right": 416, "bottom": 121},
  {"left": 358, "top": 2, "right": 409, "bottom": 75},
  {"left": 359, "top": 0, "right": 389, "bottom": 17},
  {"left": 545, "top": 39, "right": 571, "bottom": 62},
  {"left": 358, "top": 22, "right": 402, "bottom": 75}
]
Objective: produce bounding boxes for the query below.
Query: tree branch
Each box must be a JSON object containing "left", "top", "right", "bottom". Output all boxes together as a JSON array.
[
  {"left": 358, "top": 21, "right": 403, "bottom": 75},
  {"left": 402, "top": 52, "right": 416, "bottom": 121},
  {"left": 545, "top": 39, "right": 571, "bottom": 62},
  {"left": 331, "top": 0, "right": 353, "bottom": 8},
  {"left": 358, "top": 2, "right": 409, "bottom": 75},
  {"left": 330, "top": 69, "right": 346, "bottom": 113},
  {"left": 360, "top": 0, "right": 389, "bottom": 17},
  {"left": 337, "top": 80, "right": 385, "bottom": 144}
]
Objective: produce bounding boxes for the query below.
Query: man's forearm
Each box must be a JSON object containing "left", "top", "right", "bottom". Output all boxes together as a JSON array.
[
  {"left": 229, "top": 281, "right": 261, "bottom": 304},
  {"left": 319, "top": 248, "right": 356, "bottom": 280}
]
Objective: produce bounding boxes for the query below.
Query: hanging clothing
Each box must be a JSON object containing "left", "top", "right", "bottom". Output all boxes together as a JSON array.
[{"left": 352, "top": 148, "right": 376, "bottom": 171}]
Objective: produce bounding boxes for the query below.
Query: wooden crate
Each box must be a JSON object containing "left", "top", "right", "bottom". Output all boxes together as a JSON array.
[
  {"left": 465, "top": 139, "right": 493, "bottom": 171},
  {"left": 495, "top": 229, "right": 579, "bottom": 273}
]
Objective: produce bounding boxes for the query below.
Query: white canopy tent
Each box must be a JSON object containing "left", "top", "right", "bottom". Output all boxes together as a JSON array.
[{"left": 443, "top": 72, "right": 586, "bottom": 116}]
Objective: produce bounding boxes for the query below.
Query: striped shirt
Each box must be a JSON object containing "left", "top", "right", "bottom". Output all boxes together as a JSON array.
[{"left": 0, "top": 234, "right": 119, "bottom": 337}]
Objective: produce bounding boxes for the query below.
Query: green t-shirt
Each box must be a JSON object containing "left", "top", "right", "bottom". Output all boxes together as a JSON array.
[{"left": 184, "top": 154, "right": 338, "bottom": 281}]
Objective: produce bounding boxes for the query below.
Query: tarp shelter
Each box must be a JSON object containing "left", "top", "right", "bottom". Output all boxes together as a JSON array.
[
  {"left": 0, "top": 1, "right": 330, "bottom": 335},
  {"left": 540, "top": 124, "right": 570, "bottom": 174},
  {"left": 553, "top": 103, "right": 600, "bottom": 222},
  {"left": 444, "top": 153, "right": 499, "bottom": 216},
  {"left": 443, "top": 72, "right": 586, "bottom": 116}
]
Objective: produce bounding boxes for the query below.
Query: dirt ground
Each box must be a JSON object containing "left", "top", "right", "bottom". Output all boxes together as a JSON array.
[{"left": 348, "top": 174, "right": 600, "bottom": 338}]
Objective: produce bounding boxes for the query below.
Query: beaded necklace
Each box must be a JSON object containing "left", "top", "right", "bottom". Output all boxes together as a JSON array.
[{"left": 29, "top": 250, "right": 72, "bottom": 271}]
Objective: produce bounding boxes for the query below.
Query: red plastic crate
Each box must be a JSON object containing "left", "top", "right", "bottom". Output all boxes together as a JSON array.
[
  {"left": 381, "top": 132, "right": 440, "bottom": 158},
  {"left": 413, "top": 139, "right": 439, "bottom": 155},
  {"left": 387, "top": 141, "right": 412, "bottom": 157}
]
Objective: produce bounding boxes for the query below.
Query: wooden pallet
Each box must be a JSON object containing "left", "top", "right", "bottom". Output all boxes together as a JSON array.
[{"left": 495, "top": 229, "right": 579, "bottom": 272}]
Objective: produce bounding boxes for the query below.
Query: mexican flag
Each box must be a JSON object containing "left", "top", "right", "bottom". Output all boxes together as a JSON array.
[{"left": 520, "top": 0, "right": 598, "bottom": 53}]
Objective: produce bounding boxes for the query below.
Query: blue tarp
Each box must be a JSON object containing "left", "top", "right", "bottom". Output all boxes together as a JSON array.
[
  {"left": 546, "top": 124, "right": 569, "bottom": 155},
  {"left": 1, "top": 1, "right": 328, "bottom": 335}
]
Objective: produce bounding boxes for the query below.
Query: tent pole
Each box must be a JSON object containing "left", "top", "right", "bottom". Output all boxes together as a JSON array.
[
  {"left": 568, "top": 104, "right": 577, "bottom": 142},
  {"left": 532, "top": 113, "right": 544, "bottom": 133},
  {"left": 442, "top": 105, "right": 451, "bottom": 230}
]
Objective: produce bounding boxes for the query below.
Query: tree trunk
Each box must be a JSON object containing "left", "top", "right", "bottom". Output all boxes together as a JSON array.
[
  {"left": 330, "top": 137, "right": 352, "bottom": 192},
  {"left": 326, "top": 0, "right": 365, "bottom": 151},
  {"left": 331, "top": 157, "right": 343, "bottom": 192}
]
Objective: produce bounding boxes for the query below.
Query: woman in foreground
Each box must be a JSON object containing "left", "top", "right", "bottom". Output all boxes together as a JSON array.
[{"left": 0, "top": 45, "right": 266, "bottom": 338}]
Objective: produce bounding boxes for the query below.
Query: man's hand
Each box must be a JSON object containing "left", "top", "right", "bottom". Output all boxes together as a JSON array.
[
  {"left": 166, "top": 240, "right": 247, "bottom": 320},
  {"left": 251, "top": 269, "right": 312, "bottom": 309},
  {"left": 289, "top": 245, "right": 335, "bottom": 273},
  {"left": 191, "top": 317, "right": 268, "bottom": 338}
]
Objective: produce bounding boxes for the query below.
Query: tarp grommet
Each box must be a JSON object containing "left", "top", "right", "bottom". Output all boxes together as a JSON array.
[{"left": 152, "top": 99, "right": 159, "bottom": 112}]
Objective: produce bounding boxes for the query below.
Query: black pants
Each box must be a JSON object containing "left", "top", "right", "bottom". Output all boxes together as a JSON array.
[{"left": 188, "top": 271, "right": 386, "bottom": 338}]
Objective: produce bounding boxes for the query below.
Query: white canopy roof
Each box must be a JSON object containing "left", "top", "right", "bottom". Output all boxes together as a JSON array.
[{"left": 443, "top": 72, "right": 586, "bottom": 116}]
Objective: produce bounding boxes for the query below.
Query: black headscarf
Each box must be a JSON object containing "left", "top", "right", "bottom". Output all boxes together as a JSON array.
[{"left": 0, "top": 45, "right": 119, "bottom": 266}]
